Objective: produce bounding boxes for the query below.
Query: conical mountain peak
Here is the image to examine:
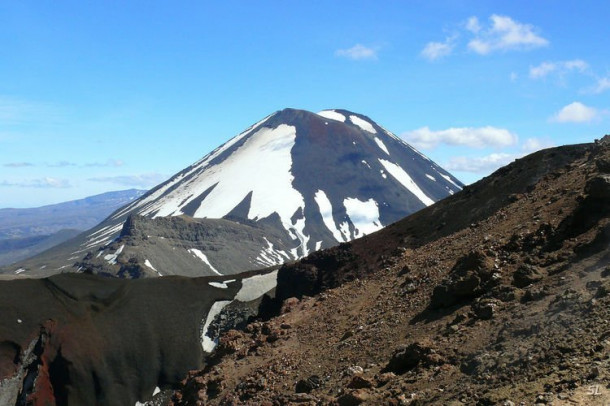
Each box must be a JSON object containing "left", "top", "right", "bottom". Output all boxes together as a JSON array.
[{"left": 10, "top": 108, "right": 463, "bottom": 278}]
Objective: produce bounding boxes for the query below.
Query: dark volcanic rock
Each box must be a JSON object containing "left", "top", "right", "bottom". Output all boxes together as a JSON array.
[
  {"left": 384, "top": 341, "right": 444, "bottom": 374},
  {"left": 585, "top": 174, "right": 610, "bottom": 200},
  {"left": 0, "top": 272, "right": 243, "bottom": 405},
  {"left": 430, "top": 250, "right": 497, "bottom": 308},
  {"left": 513, "top": 264, "right": 545, "bottom": 288}
]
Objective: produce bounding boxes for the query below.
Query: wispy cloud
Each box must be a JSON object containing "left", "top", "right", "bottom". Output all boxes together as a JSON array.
[
  {"left": 421, "top": 35, "right": 456, "bottom": 61},
  {"left": 589, "top": 77, "right": 610, "bottom": 94},
  {"left": 88, "top": 173, "right": 166, "bottom": 188},
  {"left": 0, "top": 177, "right": 71, "bottom": 188},
  {"left": 529, "top": 59, "right": 589, "bottom": 79},
  {"left": 335, "top": 44, "right": 378, "bottom": 60},
  {"left": 467, "top": 15, "right": 548, "bottom": 54},
  {"left": 2, "top": 159, "right": 126, "bottom": 168},
  {"left": 402, "top": 126, "right": 518, "bottom": 149},
  {"left": 84, "top": 159, "right": 125, "bottom": 167},
  {"left": 47, "top": 161, "right": 77, "bottom": 168},
  {"left": 465, "top": 16, "right": 481, "bottom": 34},
  {"left": 444, "top": 137, "right": 555, "bottom": 174},
  {"left": 550, "top": 102, "right": 599, "bottom": 123},
  {"left": 445, "top": 153, "right": 514, "bottom": 173}
]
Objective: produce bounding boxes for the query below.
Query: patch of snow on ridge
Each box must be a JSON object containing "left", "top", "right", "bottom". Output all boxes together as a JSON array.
[
  {"left": 374, "top": 137, "right": 390, "bottom": 155},
  {"left": 379, "top": 159, "right": 435, "bottom": 207},
  {"left": 201, "top": 300, "right": 232, "bottom": 352},
  {"left": 426, "top": 174, "right": 436, "bottom": 181},
  {"left": 104, "top": 244, "right": 124, "bottom": 265},
  {"left": 314, "top": 190, "right": 345, "bottom": 242},
  {"left": 209, "top": 279, "right": 235, "bottom": 289},
  {"left": 291, "top": 217, "right": 310, "bottom": 257},
  {"left": 15, "top": 268, "right": 26, "bottom": 275},
  {"left": 344, "top": 198, "right": 383, "bottom": 238},
  {"left": 188, "top": 248, "right": 222, "bottom": 275},
  {"left": 120, "top": 114, "right": 275, "bottom": 222},
  {"left": 350, "top": 115, "right": 377, "bottom": 133},
  {"left": 317, "top": 110, "right": 346, "bottom": 122},
  {"left": 339, "top": 221, "right": 351, "bottom": 241},
  {"left": 256, "top": 238, "right": 290, "bottom": 266},
  {"left": 144, "top": 259, "right": 162, "bottom": 276},
  {"left": 234, "top": 270, "right": 279, "bottom": 302},
  {"left": 438, "top": 172, "right": 463, "bottom": 190},
  {"left": 140, "top": 125, "right": 306, "bottom": 253}
]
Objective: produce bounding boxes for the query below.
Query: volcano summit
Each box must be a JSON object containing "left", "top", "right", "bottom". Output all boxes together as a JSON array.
[{"left": 5, "top": 108, "right": 462, "bottom": 278}]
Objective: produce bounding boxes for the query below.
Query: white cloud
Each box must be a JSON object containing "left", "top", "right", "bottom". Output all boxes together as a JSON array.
[
  {"left": 3, "top": 162, "right": 34, "bottom": 168},
  {"left": 402, "top": 126, "right": 518, "bottom": 149},
  {"left": 335, "top": 44, "right": 377, "bottom": 60},
  {"left": 521, "top": 137, "right": 555, "bottom": 152},
  {"left": 529, "top": 62, "right": 557, "bottom": 79},
  {"left": 421, "top": 36, "right": 456, "bottom": 61},
  {"left": 529, "top": 59, "right": 588, "bottom": 79},
  {"left": 0, "top": 177, "right": 71, "bottom": 188},
  {"left": 465, "top": 16, "right": 481, "bottom": 33},
  {"left": 551, "top": 102, "right": 598, "bottom": 123},
  {"left": 591, "top": 77, "right": 610, "bottom": 94},
  {"left": 88, "top": 173, "right": 167, "bottom": 187},
  {"left": 467, "top": 14, "right": 548, "bottom": 55},
  {"left": 443, "top": 137, "right": 554, "bottom": 174},
  {"left": 85, "top": 159, "right": 125, "bottom": 167},
  {"left": 445, "top": 153, "right": 514, "bottom": 173}
]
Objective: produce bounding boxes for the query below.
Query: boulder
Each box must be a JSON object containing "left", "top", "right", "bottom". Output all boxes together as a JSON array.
[
  {"left": 585, "top": 174, "right": 610, "bottom": 200},
  {"left": 513, "top": 264, "right": 544, "bottom": 288},
  {"left": 430, "top": 250, "right": 497, "bottom": 308},
  {"left": 384, "top": 341, "right": 444, "bottom": 374}
]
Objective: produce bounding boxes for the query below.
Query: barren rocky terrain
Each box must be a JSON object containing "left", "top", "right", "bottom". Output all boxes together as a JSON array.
[{"left": 169, "top": 138, "right": 610, "bottom": 405}]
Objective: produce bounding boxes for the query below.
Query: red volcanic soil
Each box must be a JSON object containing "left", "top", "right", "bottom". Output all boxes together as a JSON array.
[{"left": 171, "top": 139, "right": 610, "bottom": 405}]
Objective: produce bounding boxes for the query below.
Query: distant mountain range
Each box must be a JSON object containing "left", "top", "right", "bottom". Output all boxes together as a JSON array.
[
  {"left": 0, "top": 189, "right": 146, "bottom": 265},
  {"left": 2, "top": 108, "right": 462, "bottom": 277}
]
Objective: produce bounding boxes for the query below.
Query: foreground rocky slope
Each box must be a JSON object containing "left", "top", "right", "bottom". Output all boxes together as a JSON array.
[{"left": 170, "top": 137, "right": 610, "bottom": 405}]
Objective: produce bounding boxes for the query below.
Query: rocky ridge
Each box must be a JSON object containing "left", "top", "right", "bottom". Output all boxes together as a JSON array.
[{"left": 169, "top": 137, "right": 610, "bottom": 405}]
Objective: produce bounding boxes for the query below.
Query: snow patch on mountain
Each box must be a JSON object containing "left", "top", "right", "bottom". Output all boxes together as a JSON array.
[
  {"left": 379, "top": 159, "right": 435, "bottom": 206},
  {"left": 374, "top": 137, "right": 390, "bottom": 155},
  {"left": 128, "top": 124, "right": 308, "bottom": 256},
  {"left": 201, "top": 300, "right": 232, "bottom": 352},
  {"left": 314, "top": 190, "right": 345, "bottom": 242},
  {"left": 255, "top": 238, "right": 291, "bottom": 267},
  {"left": 343, "top": 197, "right": 383, "bottom": 237},
  {"left": 188, "top": 248, "right": 222, "bottom": 275},
  {"left": 104, "top": 244, "right": 124, "bottom": 265},
  {"left": 317, "top": 110, "right": 346, "bottom": 122},
  {"left": 349, "top": 115, "right": 377, "bottom": 133},
  {"left": 234, "top": 270, "right": 278, "bottom": 302},
  {"left": 438, "top": 172, "right": 462, "bottom": 190},
  {"left": 144, "top": 259, "right": 162, "bottom": 276}
]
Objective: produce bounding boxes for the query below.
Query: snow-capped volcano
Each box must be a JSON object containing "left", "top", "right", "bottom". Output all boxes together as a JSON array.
[{"left": 6, "top": 108, "right": 463, "bottom": 277}]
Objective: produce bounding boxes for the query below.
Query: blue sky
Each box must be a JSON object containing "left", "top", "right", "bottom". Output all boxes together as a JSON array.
[{"left": 1, "top": 1, "right": 609, "bottom": 208}]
